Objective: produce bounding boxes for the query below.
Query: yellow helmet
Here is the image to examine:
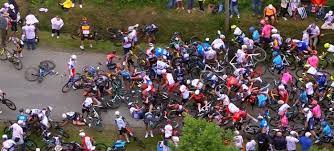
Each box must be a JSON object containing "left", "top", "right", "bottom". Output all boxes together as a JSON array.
[
  {"left": 324, "top": 43, "right": 330, "bottom": 49},
  {"left": 231, "top": 25, "right": 237, "bottom": 29}
]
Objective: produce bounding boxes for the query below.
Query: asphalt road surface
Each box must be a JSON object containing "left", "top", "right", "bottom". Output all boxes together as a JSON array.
[{"left": 0, "top": 46, "right": 145, "bottom": 128}]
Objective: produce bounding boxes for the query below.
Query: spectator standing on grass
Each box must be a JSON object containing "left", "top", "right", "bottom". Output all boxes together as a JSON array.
[
  {"left": 51, "top": 16, "right": 64, "bottom": 39},
  {"left": 176, "top": 0, "right": 184, "bottom": 11},
  {"left": 198, "top": 0, "right": 204, "bottom": 12},
  {"left": 252, "top": 0, "right": 262, "bottom": 16},
  {"left": 289, "top": 0, "right": 301, "bottom": 20},
  {"left": 72, "top": 0, "right": 83, "bottom": 8},
  {"left": 280, "top": 0, "right": 289, "bottom": 20},
  {"left": 286, "top": 131, "right": 299, "bottom": 151},
  {"left": 306, "top": 23, "right": 320, "bottom": 50},
  {"left": 0, "top": 13, "right": 8, "bottom": 47},
  {"left": 187, "top": 0, "right": 194, "bottom": 14},
  {"left": 264, "top": 4, "right": 277, "bottom": 24},
  {"left": 299, "top": 132, "right": 312, "bottom": 151},
  {"left": 321, "top": 10, "right": 334, "bottom": 30},
  {"left": 233, "top": 130, "right": 243, "bottom": 150},
  {"left": 230, "top": 0, "right": 240, "bottom": 19},
  {"left": 22, "top": 22, "right": 36, "bottom": 50}
]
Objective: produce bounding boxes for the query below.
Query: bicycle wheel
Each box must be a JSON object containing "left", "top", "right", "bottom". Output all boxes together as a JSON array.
[
  {"left": 190, "top": 67, "right": 201, "bottom": 79},
  {"left": 40, "top": 60, "right": 56, "bottom": 70},
  {"left": 12, "top": 57, "right": 23, "bottom": 70},
  {"left": 295, "top": 68, "right": 304, "bottom": 78},
  {"left": 26, "top": 139, "right": 37, "bottom": 151},
  {"left": 0, "top": 48, "right": 7, "bottom": 60},
  {"left": 319, "top": 58, "right": 329, "bottom": 70},
  {"left": 253, "top": 47, "right": 267, "bottom": 62},
  {"left": 61, "top": 81, "right": 73, "bottom": 93},
  {"left": 104, "top": 96, "right": 121, "bottom": 109},
  {"left": 25, "top": 67, "right": 39, "bottom": 81},
  {"left": 243, "top": 125, "right": 260, "bottom": 135},
  {"left": 3, "top": 99, "right": 16, "bottom": 110},
  {"left": 55, "top": 127, "right": 70, "bottom": 139},
  {"left": 95, "top": 143, "right": 107, "bottom": 151}
]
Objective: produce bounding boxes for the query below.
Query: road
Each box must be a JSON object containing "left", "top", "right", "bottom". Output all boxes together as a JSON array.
[{"left": 0, "top": 46, "right": 145, "bottom": 128}]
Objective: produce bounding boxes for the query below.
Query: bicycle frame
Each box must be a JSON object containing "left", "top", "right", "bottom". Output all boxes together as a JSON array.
[{"left": 229, "top": 53, "right": 260, "bottom": 70}]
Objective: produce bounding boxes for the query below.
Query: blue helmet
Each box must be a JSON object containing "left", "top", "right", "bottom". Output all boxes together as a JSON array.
[
  {"left": 87, "top": 66, "right": 96, "bottom": 75},
  {"left": 249, "top": 26, "right": 256, "bottom": 32},
  {"left": 272, "top": 51, "right": 279, "bottom": 56}
]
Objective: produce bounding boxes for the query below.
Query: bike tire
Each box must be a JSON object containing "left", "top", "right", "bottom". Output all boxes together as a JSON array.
[
  {"left": 3, "top": 99, "right": 16, "bottom": 110},
  {"left": 13, "top": 57, "right": 23, "bottom": 70},
  {"left": 26, "top": 139, "right": 37, "bottom": 151},
  {"left": 190, "top": 67, "right": 201, "bottom": 79},
  {"left": 95, "top": 143, "right": 107, "bottom": 151},
  {"left": 61, "top": 81, "right": 72, "bottom": 93},
  {"left": 40, "top": 60, "right": 56, "bottom": 70},
  {"left": 253, "top": 47, "right": 267, "bottom": 62},
  {"left": 319, "top": 59, "right": 329, "bottom": 70},
  {"left": 0, "top": 48, "right": 7, "bottom": 60},
  {"left": 25, "top": 67, "right": 39, "bottom": 81}
]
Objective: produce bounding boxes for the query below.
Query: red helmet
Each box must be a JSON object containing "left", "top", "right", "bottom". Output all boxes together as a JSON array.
[{"left": 260, "top": 19, "right": 267, "bottom": 25}]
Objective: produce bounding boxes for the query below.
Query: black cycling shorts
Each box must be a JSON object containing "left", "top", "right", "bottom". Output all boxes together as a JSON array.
[{"left": 11, "top": 22, "right": 17, "bottom": 31}]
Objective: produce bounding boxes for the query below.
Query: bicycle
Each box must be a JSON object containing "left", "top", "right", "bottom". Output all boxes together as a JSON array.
[
  {"left": 86, "top": 106, "right": 103, "bottom": 132},
  {"left": 267, "top": 54, "right": 297, "bottom": 76},
  {"left": 0, "top": 47, "right": 23, "bottom": 70},
  {"left": 0, "top": 92, "right": 16, "bottom": 110},
  {"left": 24, "top": 60, "right": 58, "bottom": 83}
]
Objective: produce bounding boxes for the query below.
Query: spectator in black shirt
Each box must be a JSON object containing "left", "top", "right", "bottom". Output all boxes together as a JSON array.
[
  {"left": 272, "top": 131, "right": 287, "bottom": 151},
  {"left": 256, "top": 128, "right": 271, "bottom": 151}
]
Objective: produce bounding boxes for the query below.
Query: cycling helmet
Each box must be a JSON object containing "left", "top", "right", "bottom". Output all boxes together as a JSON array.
[
  {"left": 179, "top": 85, "right": 187, "bottom": 92},
  {"left": 17, "top": 120, "right": 24, "bottom": 125},
  {"left": 303, "top": 108, "right": 310, "bottom": 112},
  {"left": 71, "top": 55, "right": 77, "bottom": 60},
  {"left": 241, "top": 45, "right": 248, "bottom": 50},
  {"left": 285, "top": 38, "right": 292, "bottom": 44},
  {"left": 19, "top": 108, "right": 24, "bottom": 112},
  {"left": 195, "top": 90, "right": 200, "bottom": 95},
  {"left": 79, "top": 132, "right": 85, "bottom": 137},
  {"left": 272, "top": 51, "right": 279, "bottom": 56},
  {"left": 82, "top": 17, "right": 87, "bottom": 21},
  {"left": 205, "top": 38, "right": 210, "bottom": 41},
  {"left": 87, "top": 66, "right": 96, "bottom": 75},
  {"left": 220, "top": 35, "right": 225, "bottom": 39},
  {"left": 271, "top": 28, "right": 278, "bottom": 34},
  {"left": 62, "top": 113, "right": 67, "bottom": 119},
  {"left": 115, "top": 111, "right": 120, "bottom": 116},
  {"left": 249, "top": 26, "right": 256, "bottom": 32},
  {"left": 324, "top": 43, "right": 330, "bottom": 49},
  {"left": 257, "top": 115, "right": 263, "bottom": 119},
  {"left": 231, "top": 25, "right": 237, "bottom": 29},
  {"left": 2, "top": 135, "right": 7, "bottom": 139},
  {"left": 260, "top": 19, "right": 266, "bottom": 25},
  {"left": 25, "top": 109, "right": 31, "bottom": 114}
]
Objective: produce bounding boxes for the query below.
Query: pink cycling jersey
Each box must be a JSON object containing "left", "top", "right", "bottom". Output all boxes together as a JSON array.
[
  {"left": 281, "top": 72, "right": 293, "bottom": 85},
  {"left": 307, "top": 55, "right": 319, "bottom": 68},
  {"left": 311, "top": 104, "right": 321, "bottom": 119},
  {"left": 262, "top": 24, "right": 274, "bottom": 38}
]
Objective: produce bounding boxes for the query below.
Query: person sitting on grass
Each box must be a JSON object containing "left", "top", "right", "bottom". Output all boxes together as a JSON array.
[{"left": 59, "top": 0, "right": 73, "bottom": 11}]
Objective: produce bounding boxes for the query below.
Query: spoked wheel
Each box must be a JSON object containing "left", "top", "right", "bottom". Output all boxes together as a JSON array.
[
  {"left": 215, "top": 84, "right": 228, "bottom": 95},
  {"left": 25, "top": 67, "right": 39, "bottom": 81},
  {"left": 253, "top": 47, "right": 267, "bottom": 62},
  {"left": 190, "top": 67, "right": 201, "bottom": 79},
  {"left": 40, "top": 60, "right": 56, "bottom": 70},
  {"left": 95, "top": 143, "right": 107, "bottom": 151},
  {"left": 12, "top": 57, "right": 23, "bottom": 70},
  {"left": 3, "top": 99, "right": 16, "bottom": 110},
  {"left": 0, "top": 48, "right": 8, "bottom": 60},
  {"left": 25, "top": 139, "right": 37, "bottom": 151},
  {"left": 61, "top": 81, "right": 73, "bottom": 93}
]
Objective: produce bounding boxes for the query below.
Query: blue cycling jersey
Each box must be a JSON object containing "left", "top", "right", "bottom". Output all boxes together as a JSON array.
[
  {"left": 323, "top": 125, "right": 332, "bottom": 136},
  {"left": 273, "top": 55, "right": 283, "bottom": 67},
  {"left": 257, "top": 94, "right": 268, "bottom": 107},
  {"left": 155, "top": 47, "right": 168, "bottom": 58},
  {"left": 202, "top": 42, "right": 211, "bottom": 51},
  {"left": 297, "top": 41, "right": 308, "bottom": 52},
  {"left": 197, "top": 44, "right": 205, "bottom": 57},
  {"left": 120, "top": 70, "right": 131, "bottom": 80},
  {"left": 299, "top": 91, "right": 308, "bottom": 103},
  {"left": 316, "top": 75, "right": 327, "bottom": 87},
  {"left": 252, "top": 30, "right": 260, "bottom": 42},
  {"left": 17, "top": 114, "right": 28, "bottom": 122}
]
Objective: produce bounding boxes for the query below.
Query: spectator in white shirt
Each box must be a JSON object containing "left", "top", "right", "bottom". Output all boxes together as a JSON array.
[
  {"left": 50, "top": 16, "right": 64, "bottom": 39},
  {"left": 1, "top": 134, "right": 15, "bottom": 151},
  {"left": 245, "top": 139, "right": 256, "bottom": 151},
  {"left": 22, "top": 23, "right": 36, "bottom": 50},
  {"left": 286, "top": 131, "right": 299, "bottom": 151},
  {"left": 233, "top": 130, "right": 243, "bottom": 150},
  {"left": 10, "top": 121, "right": 24, "bottom": 149}
]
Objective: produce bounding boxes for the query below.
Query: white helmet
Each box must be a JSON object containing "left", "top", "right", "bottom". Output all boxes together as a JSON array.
[
  {"left": 2, "top": 135, "right": 7, "bottom": 139},
  {"left": 71, "top": 55, "right": 77, "bottom": 60},
  {"left": 179, "top": 85, "right": 187, "bottom": 92},
  {"left": 303, "top": 108, "right": 310, "bottom": 112},
  {"left": 271, "top": 28, "right": 278, "bottom": 34},
  {"left": 17, "top": 120, "right": 24, "bottom": 125},
  {"left": 149, "top": 43, "right": 154, "bottom": 47},
  {"left": 79, "top": 132, "right": 85, "bottom": 137},
  {"left": 186, "top": 80, "right": 191, "bottom": 85},
  {"left": 205, "top": 38, "right": 210, "bottom": 41},
  {"left": 222, "top": 74, "right": 228, "bottom": 80},
  {"left": 195, "top": 90, "right": 200, "bottom": 95},
  {"left": 62, "top": 113, "right": 67, "bottom": 119},
  {"left": 25, "top": 109, "right": 31, "bottom": 114},
  {"left": 219, "top": 35, "right": 225, "bottom": 39},
  {"left": 115, "top": 111, "right": 120, "bottom": 116},
  {"left": 241, "top": 45, "right": 248, "bottom": 50},
  {"left": 47, "top": 106, "right": 53, "bottom": 111}
]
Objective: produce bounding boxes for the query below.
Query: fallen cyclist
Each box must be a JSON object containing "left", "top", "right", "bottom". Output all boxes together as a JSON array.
[{"left": 61, "top": 112, "right": 86, "bottom": 126}]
